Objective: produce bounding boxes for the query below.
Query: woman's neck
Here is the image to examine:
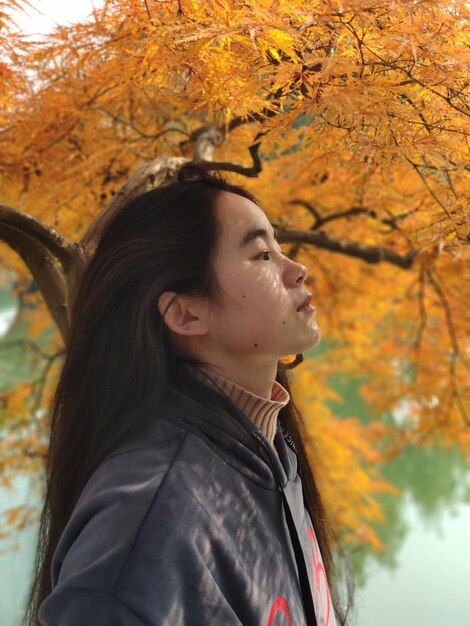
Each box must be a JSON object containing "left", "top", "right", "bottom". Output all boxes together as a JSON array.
[{"left": 189, "top": 365, "right": 290, "bottom": 446}]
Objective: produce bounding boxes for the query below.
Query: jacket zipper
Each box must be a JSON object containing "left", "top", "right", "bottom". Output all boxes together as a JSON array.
[
  {"left": 252, "top": 430, "right": 285, "bottom": 488},
  {"left": 252, "top": 430, "right": 318, "bottom": 626}
]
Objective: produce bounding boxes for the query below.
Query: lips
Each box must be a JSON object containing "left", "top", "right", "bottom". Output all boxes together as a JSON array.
[{"left": 296, "top": 294, "right": 312, "bottom": 311}]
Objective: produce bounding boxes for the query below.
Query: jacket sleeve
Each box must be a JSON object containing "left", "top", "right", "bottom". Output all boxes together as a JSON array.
[
  {"left": 38, "top": 571, "right": 244, "bottom": 626},
  {"left": 38, "top": 587, "right": 144, "bottom": 626},
  {"left": 38, "top": 512, "right": 246, "bottom": 626},
  {"left": 38, "top": 439, "right": 247, "bottom": 625}
]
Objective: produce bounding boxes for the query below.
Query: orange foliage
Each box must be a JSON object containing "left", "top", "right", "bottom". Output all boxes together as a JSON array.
[
  {"left": 290, "top": 360, "right": 398, "bottom": 548},
  {"left": 0, "top": 0, "right": 469, "bottom": 548}
]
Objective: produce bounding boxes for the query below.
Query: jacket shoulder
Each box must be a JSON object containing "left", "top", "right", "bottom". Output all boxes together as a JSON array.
[{"left": 52, "top": 418, "right": 192, "bottom": 590}]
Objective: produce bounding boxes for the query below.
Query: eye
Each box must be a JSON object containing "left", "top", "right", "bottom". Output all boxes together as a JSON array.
[{"left": 257, "top": 250, "right": 271, "bottom": 261}]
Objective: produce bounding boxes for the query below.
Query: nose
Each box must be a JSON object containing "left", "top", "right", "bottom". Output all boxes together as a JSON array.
[
  {"left": 285, "top": 255, "right": 308, "bottom": 286},
  {"left": 296, "top": 262, "right": 308, "bottom": 285}
]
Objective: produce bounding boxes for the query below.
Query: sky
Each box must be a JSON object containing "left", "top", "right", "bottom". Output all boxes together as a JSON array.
[{"left": 12, "top": 0, "right": 105, "bottom": 36}]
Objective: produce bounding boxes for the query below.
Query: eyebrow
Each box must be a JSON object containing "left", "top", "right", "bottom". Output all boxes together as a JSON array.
[{"left": 239, "top": 227, "right": 277, "bottom": 248}]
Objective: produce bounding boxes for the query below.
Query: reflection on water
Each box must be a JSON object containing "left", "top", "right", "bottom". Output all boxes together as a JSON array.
[
  {"left": 0, "top": 476, "right": 41, "bottom": 626},
  {"left": 352, "top": 495, "right": 470, "bottom": 626},
  {"left": 323, "top": 361, "right": 470, "bottom": 625},
  {"left": 345, "top": 444, "right": 470, "bottom": 626},
  {"left": 348, "top": 444, "right": 470, "bottom": 587}
]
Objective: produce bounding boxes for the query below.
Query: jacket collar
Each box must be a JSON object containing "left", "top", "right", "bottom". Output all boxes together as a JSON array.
[
  {"left": 157, "top": 372, "right": 298, "bottom": 487},
  {"left": 187, "top": 365, "right": 290, "bottom": 445}
]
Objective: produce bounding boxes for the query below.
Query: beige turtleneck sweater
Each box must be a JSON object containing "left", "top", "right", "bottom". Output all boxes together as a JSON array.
[{"left": 189, "top": 365, "right": 290, "bottom": 446}]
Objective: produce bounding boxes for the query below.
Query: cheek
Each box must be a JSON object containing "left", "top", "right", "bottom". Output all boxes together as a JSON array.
[
  {"left": 237, "top": 273, "right": 280, "bottom": 303},
  {"left": 222, "top": 270, "right": 286, "bottom": 319}
]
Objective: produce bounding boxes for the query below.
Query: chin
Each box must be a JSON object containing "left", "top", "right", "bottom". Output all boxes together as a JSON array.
[
  {"left": 301, "top": 331, "right": 322, "bottom": 354},
  {"left": 310, "top": 329, "right": 322, "bottom": 348},
  {"left": 285, "top": 332, "right": 322, "bottom": 358}
]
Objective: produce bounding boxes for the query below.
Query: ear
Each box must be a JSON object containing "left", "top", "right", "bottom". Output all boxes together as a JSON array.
[{"left": 157, "top": 291, "right": 209, "bottom": 337}]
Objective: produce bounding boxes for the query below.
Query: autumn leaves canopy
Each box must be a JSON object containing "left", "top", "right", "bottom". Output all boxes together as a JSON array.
[{"left": 0, "top": 0, "right": 468, "bottom": 546}]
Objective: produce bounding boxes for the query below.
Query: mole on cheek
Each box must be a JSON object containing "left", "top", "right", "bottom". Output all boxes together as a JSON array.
[
  {"left": 254, "top": 343, "right": 258, "bottom": 347},
  {"left": 282, "top": 321, "right": 286, "bottom": 324}
]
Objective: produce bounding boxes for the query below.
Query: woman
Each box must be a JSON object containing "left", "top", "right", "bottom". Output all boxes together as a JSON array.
[{"left": 25, "top": 164, "right": 346, "bottom": 626}]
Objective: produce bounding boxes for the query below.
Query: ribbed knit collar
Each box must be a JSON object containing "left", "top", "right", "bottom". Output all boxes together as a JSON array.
[{"left": 188, "top": 365, "right": 290, "bottom": 446}]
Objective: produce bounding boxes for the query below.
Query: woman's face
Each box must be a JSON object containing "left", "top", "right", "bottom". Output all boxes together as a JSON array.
[{"left": 205, "top": 191, "right": 321, "bottom": 362}]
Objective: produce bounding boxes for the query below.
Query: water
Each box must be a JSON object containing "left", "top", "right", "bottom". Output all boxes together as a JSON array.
[
  {"left": 345, "top": 425, "right": 470, "bottom": 625},
  {"left": 352, "top": 495, "right": 470, "bottom": 625},
  {"left": 0, "top": 477, "right": 41, "bottom": 625}
]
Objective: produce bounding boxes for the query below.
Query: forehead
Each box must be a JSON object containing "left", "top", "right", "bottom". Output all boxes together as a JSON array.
[{"left": 215, "top": 191, "right": 273, "bottom": 242}]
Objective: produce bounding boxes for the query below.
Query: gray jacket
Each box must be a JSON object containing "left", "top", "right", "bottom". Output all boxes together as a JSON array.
[{"left": 39, "top": 375, "right": 335, "bottom": 626}]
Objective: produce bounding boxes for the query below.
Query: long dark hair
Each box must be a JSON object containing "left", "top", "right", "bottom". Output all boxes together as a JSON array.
[{"left": 24, "top": 163, "right": 347, "bottom": 625}]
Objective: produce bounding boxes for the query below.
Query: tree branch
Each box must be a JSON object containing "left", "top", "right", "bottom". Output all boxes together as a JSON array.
[
  {"left": 194, "top": 142, "right": 262, "bottom": 177},
  {"left": 290, "top": 200, "right": 419, "bottom": 238},
  {"left": 191, "top": 125, "right": 225, "bottom": 160},
  {"left": 31, "top": 350, "right": 65, "bottom": 424},
  {"left": 0, "top": 205, "right": 89, "bottom": 343},
  {"left": 426, "top": 267, "right": 469, "bottom": 425},
  {"left": 0, "top": 223, "right": 70, "bottom": 342},
  {"left": 414, "top": 264, "right": 427, "bottom": 356},
  {"left": 80, "top": 144, "right": 262, "bottom": 258},
  {"left": 274, "top": 225, "right": 418, "bottom": 269},
  {"left": 80, "top": 155, "right": 189, "bottom": 258},
  {"left": 0, "top": 205, "right": 77, "bottom": 272}
]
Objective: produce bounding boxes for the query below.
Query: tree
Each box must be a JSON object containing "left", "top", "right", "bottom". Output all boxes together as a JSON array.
[{"left": 0, "top": 0, "right": 468, "bottom": 549}]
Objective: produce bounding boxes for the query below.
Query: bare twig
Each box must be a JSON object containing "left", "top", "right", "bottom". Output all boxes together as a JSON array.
[
  {"left": 426, "top": 267, "right": 470, "bottom": 426},
  {"left": 0, "top": 338, "right": 54, "bottom": 360},
  {"left": 359, "top": 45, "right": 470, "bottom": 118},
  {"left": 31, "top": 350, "right": 65, "bottom": 423},
  {"left": 96, "top": 106, "right": 189, "bottom": 141},
  {"left": 413, "top": 264, "right": 427, "bottom": 357},
  {"left": 289, "top": 201, "right": 419, "bottom": 249},
  {"left": 143, "top": 0, "right": 152, "bottom": 21}
]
